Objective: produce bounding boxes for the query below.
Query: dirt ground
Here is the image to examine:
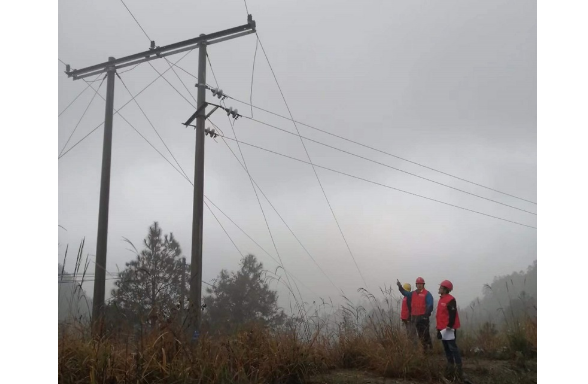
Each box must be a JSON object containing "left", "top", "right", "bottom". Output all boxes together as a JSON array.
[{"left": 307, "top": 356, "right": 537, "bottom": 384}]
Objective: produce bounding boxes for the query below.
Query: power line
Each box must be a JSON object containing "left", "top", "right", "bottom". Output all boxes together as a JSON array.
[
  {"left": 68, "top": 71, "right": 193, "bottom": 178},
  {"left": 204, "top": 200, "right": 244, "bottom": 259},
  {"left": 165, "top": 61, "right": 216, "bottom": 89},
  {"left": 59, "top": 276, "right": 214, "bottom": 286},
  {"left": 227, "top": 96, "right": 537, "bottom": 205},
  {"left": 115, "top": 109, "right": 244, "bottom": 261},
  {"left": 117, "top": 70, "right": 245, "bottom": 262},
  {"left": 66, "top": 18, "right": 327, "bottom": 301},
  {"left": 256, "top": 33, "right": 369, "bottom": 289},
  {"left": 118, "top": 109, "right": 189, "bottom": 180},
  {"left": 118, "top": 63, "right": 143, "bottom": 75},
  {"left": 217, "top": 134, "right": 537, "bottom": 230},
  {"left": 226, "top": 119, "right": 296, "bottom": 299},
  {"left": 103, "top": 66, "right": 319, "bottom": 299},
  {"left": 118, "top": 0, "right": 152, "bottom": 42},
  {"left": 58, "top": 75, "right": 100, "bottom": 117},
  {"left": 59, "top": 75, "right": 106, "bottom": 157},
  {"left": 58, "top": 125, "right": 102, "bottom": 159},
  {"left": 209, "top": 119, "right": 343, "bottom": 294},
  {"left": 117, "top": 74, "right": 191, "bottom": 181},
  {"left": 203, "top": 195, "right": 322, "bottom": 299},
  {"left": 59, "top": 277, "right": 121, "bottom": 284},
  {"left": 72, "top": 104, "right": 249, "bottom": 291},
  {"left": 58, "top": 49, "right": 196, "bottom": 160},
  {"left": 243, "top": 116, "right": 536, "bottom": 216},
  {"left": 84, "top": 76, "right": 108, "bottom": 83},
  {"left": 148, "top": 61, "right": 196, "bottom": 108},
  {"left": 149, "top": 51, "right": 321, "bottom": 301},
  {"left": 163, "top": 57, "right": 198, "bottom": 104},
  {"left": 121, "top": 48, "right": 194, "bottom": 106},
  {"left": 206, "top": 53, "right": 219, "bottom": 87},
  {"left": 103, "top": 0, "right": 537, "bottom": 207},
  {"left": 250, "top": 37, "right": 258, "bottom": 117},
  {"left": 206, "top": 53, "right": 306, "bottom": 311},
  {"left": 116, "top": 109, "right": 319, "bottom": 299},
  {"left": 113, "top": 2, "right": 195, "bottom": 111},
  {"left": 172, "top": 63, "right": 197, "bottom": 79}
]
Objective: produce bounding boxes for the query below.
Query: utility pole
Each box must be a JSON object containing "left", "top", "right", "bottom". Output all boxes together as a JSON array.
[
  {"left": 189, "top": 39, "right": 207, "bottom": 341},
  {"left": 64, "top": 16, "right": 256, "bottom": 336},
  {"left": 180, "top": 257, "right": 186, "bottom": 322},
  {"left": 92, "top": 57, "right": 116, "bottom": 334}
]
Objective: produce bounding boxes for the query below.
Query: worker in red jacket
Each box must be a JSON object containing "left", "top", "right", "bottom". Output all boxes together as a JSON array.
[
  {"left": 397, "top": 277, "right": 433, "bottom": 350},
  {"left": 436, "top": 280, "right": 463, "bottom": 380},
  {"left": 400, "top": 282, "right": 418, "bottom": 343}
]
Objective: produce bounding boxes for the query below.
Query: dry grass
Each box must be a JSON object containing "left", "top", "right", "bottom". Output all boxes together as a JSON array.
[
  {"left": 59, "top": 315, "right": 537, "bottom": 383},
  {"left": 59, "top": 278, "right": 536, "bottom": 383}
]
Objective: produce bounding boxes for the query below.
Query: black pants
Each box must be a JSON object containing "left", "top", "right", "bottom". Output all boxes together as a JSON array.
[
  {"left": 413, "top": 316, "right": 433, "bottom": 349},
  {"left": 438, "top": 330, "right": 462, "bottom": 365}
]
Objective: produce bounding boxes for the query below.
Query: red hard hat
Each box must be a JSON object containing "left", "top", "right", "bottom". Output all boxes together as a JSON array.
[
  {"left": 415, "top": 277, "right": 425, "bottom": 284},
  {"left": 440, "top": 280, "right": 453, "bottom": 291}
]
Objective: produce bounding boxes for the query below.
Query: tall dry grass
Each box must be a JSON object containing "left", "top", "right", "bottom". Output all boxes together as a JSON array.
[{"left": 59, "top": 282, "right": 536, "bottom": 383}]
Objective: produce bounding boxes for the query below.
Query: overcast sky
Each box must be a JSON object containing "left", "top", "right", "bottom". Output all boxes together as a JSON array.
[{"left": 58, "top": 0, "right": 536, "bottom": 309}]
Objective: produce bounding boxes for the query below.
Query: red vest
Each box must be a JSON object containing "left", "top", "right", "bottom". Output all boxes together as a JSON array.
[
  {"left": 411, "top": 289, "right": 429, "bottom": 316},
  {"left": 401, "top": 297, "right": 409, "bottom": 320},
  {"left": 436, "top": 294, "right": 461, "bottom": 329}
]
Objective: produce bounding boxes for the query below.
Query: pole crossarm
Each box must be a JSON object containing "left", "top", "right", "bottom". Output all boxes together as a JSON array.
[{"left": 66, "top": 15, "right": 256, "bottom": 80}]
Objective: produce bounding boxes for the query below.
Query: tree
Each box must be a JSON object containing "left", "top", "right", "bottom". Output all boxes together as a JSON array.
[
  {"left": 110, "top": 222, "right": 189, "bottom": 327},
  {"left": 466, "top": 260, "right": 537, "bottom": 327},
  {"left": 202, "top": 254, "right": 286, "bottom": 334}
]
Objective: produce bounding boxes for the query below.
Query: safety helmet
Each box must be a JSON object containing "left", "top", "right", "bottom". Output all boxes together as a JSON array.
[
  {"left": 415, "top": 277, "right": 425, "bottom": 284},
  {"left": 440, "top": 280, "right": 453, "bottom": 292},
  {"left": 403, "top": 283, "right": 411, "bottom": 291}
]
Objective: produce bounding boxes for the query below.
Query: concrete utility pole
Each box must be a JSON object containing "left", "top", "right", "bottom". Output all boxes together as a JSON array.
[
  {"left": 189, "top": 39, "right": 207, "bottom": 341},
  {"left": 64, "top": 16, "right": 256, "bottom": 336},
  {"left": 180, "top": 257, "right": 186, "bottom": 314},
  {"left": 91, "top": 57, "right": 116, "bottom": 332}
]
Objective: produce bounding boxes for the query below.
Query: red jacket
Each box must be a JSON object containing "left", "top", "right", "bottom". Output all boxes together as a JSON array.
[
  {"left": 436, "top": 294, "right": 460, "bottom": 330},
  {"left": 401, "top": 297, "right": 410, "bottom": 320},
  {"left": 411, "top": 289, "right": 430, "bottom": 316}
]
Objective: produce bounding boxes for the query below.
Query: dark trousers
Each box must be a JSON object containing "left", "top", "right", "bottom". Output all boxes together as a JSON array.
[
  {"left": 440, "top": 331, "right": 462, "bottom": 365},
  {"left": 402, "top": 320, "right": 417, "bottom": 341},
  {"left": 413, "top": 316, "right": 433, "bottom": 349},
  {"left": 442, "top": 339, "right": 462, "bottom": 365}
]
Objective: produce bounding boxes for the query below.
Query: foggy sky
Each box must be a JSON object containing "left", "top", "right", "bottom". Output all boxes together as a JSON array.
[{"left": 58, "top": 0, "right": 537, "bottom": 309}]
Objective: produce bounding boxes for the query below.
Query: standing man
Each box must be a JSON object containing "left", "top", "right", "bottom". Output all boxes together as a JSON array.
[
  {"left": 397, "top": 277, "right": 433, "bottom": 350},
  {"left": 436, "top": 280, "right": 463, "bottom": 380},
  {"left": 400, "top": 283, "right": 412, "bottom": 325},
  {"left": 400, "top": 283, "right": 417, "bottom": 342}
]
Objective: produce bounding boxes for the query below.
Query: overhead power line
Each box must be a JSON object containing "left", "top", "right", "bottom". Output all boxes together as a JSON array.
[
  {"left": 206, "top": 53, "right": 307, "bottom": 312},
  {"left": 166, "top": 58, "right": 536, "bottom": 206},
  {"left": 119, "top": 0, "right": 152, "bottom": 41},
  {"left": 255, "top": 33, "right": 369, "bottom": 289},
  {"left": 57, "top": 49, "right": 193, "bottom": 161},
  {"left": 59, "top": 75, "right": 106, "bottom": 157},
  {"left": 243, "top": 116, "right": 536, "bottom": 216},
  {"left": 216, "top": 134, "right": 537, "bottom": 230},
  {"left": 209, "top": 119, "right": 343, "bottom": 295}
]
